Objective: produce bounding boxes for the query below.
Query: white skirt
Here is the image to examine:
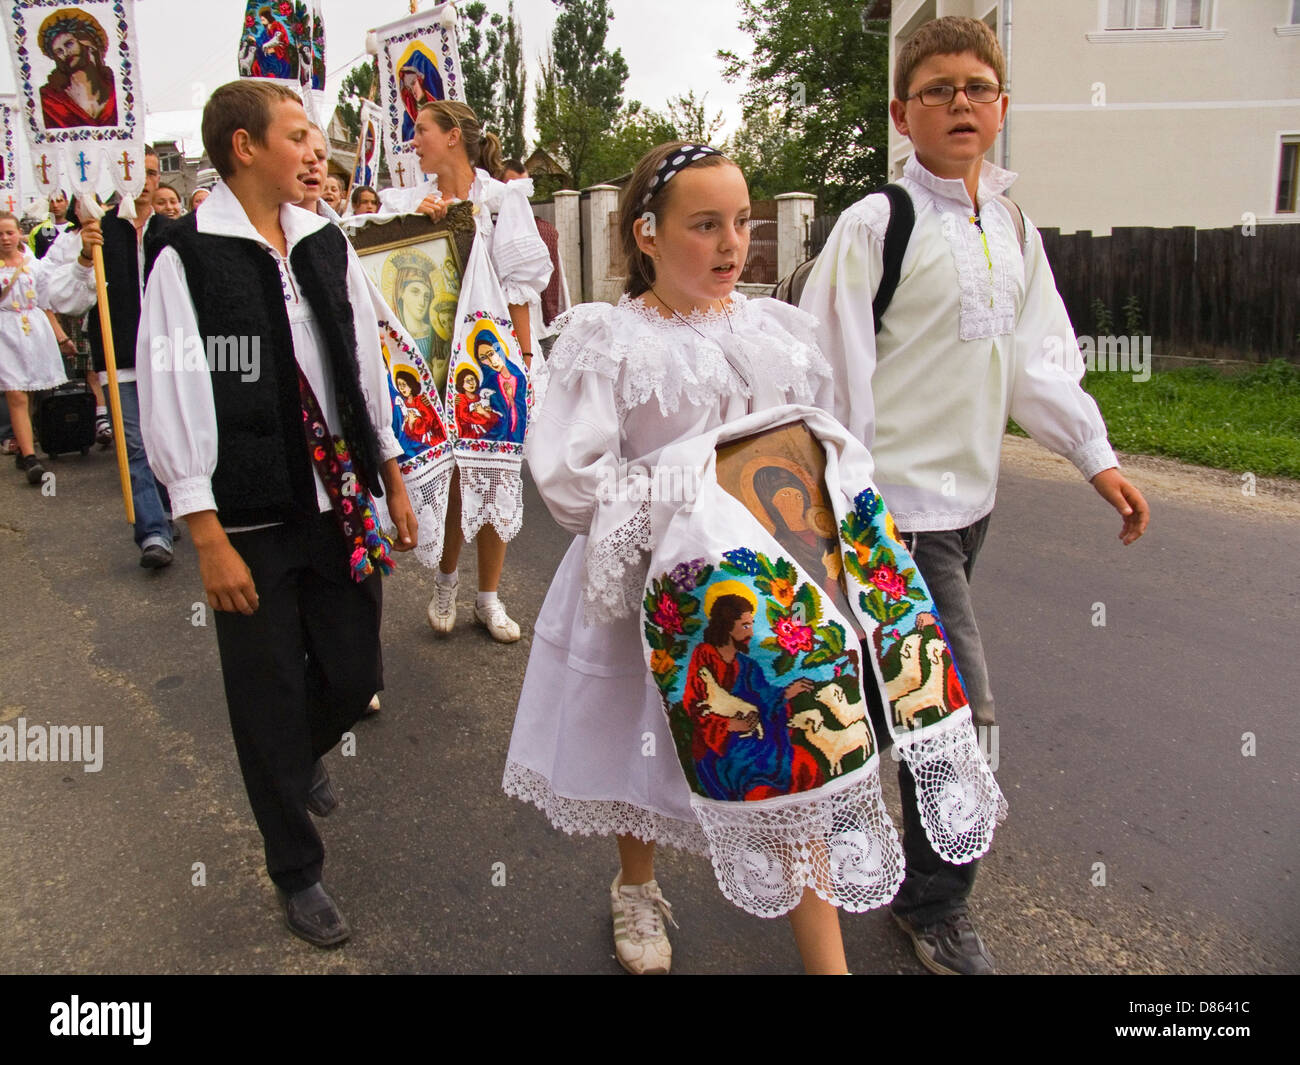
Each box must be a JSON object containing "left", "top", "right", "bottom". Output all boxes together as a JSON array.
[
  {"left": 503, "top": 536, "right": 710, "bottom": 856},
  {"left": 0, "top": 310, "right": 67, "bottom": 392}
]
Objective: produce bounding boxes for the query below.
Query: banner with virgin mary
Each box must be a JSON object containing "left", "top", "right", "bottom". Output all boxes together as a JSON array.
[
  {"left": 0, "top": 1, "right": 147, "bottom": 209},
  {"left": 236, "top": 0, "right": 327, "bottom": 125},
  {"left": 369, "top": 1, "right": 464, "bottom": 189}
]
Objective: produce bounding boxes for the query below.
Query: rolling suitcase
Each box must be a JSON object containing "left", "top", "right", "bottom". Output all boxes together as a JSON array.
[{"left": 35, "top": 382, "right": 95, "bottom": 457}]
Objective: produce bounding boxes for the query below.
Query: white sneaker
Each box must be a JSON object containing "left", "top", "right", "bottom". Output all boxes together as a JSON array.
[
  {"left": 427, "top": 577, "right": 458, "bottom": 634},
  {"left": 474, "top": 597, "right": 521, "bottom": 643},
  {"left": 610, "top": 873, "right": 677, "bottom": 975}
]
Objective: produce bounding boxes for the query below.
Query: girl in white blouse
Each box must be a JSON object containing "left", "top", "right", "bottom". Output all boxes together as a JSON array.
[
  {"left": 504, "top": 143, "right": 854, "bottom": 974},
  {"left": 381, "top": 101, "right": 552, "bottom": 643}
]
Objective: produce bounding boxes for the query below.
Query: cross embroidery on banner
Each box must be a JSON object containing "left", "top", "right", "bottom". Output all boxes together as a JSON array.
[
  {"left": 3, "top": 195, "right": 14, "bottom": 212},
  {"left": 75, "top": 152, "right": 91, "bottom": 182},
  {"left": 119, "top": 151, "right": 134, "bottom": 181},
  {"left": 36, "top": 154, "right": 51, "bottom": 183},
  {"left": 394, "top": 161, "right": 406, "bottom": 185}
]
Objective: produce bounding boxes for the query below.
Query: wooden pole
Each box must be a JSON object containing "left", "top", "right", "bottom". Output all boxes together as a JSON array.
[{"left": 88, "top": 202, "right": 135, "bottom": 525}]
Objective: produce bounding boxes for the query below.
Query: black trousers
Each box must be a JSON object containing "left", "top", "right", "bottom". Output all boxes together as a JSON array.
[
  {"left": 213, "top": 513, "right": 383, "bottom": 893},
  {"left": 861, "top": 515, "right": 994, "bottom": 924}
]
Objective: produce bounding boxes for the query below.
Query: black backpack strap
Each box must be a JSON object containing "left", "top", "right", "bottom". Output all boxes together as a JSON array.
[{"left": 872, "top": 183, "right": 914, "bottom": 334}]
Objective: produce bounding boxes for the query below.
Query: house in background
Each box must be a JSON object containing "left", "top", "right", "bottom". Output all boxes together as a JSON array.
[{"left": 889, "top": 0, "right": 1300, "bottom": 233}]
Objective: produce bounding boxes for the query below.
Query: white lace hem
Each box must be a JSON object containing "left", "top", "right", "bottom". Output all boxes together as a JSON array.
[
  {"left": 894, "top": 712, "right": 1008, "bottom": 865},
  {"left": 582, "top": 498, "right": 652, "bottom": 625},
  {"left": 502, "top": 761, "right": 711, "bottom": 857},
  {"left": 458, "top": 460, "right": 524, "bottom": 543},
  {"left": 408, "top": 456, "right": 454, "bottom": 569},
  {"left": 691, "top": 760, "right": 905, "bottom": 918}
]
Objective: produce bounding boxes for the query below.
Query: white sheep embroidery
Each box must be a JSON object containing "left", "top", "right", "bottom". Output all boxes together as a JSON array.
[
  {"left": 787, "top": 709, "right": 871, "bottom": 777},
  {"left": 695, "top": 667, "right": 765, "bottom": 740}
]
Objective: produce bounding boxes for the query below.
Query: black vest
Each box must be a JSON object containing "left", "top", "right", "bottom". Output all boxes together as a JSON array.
[
  {"left": 152, "top": 215, "right": 385, "bottom": 528},
  {"left": 86, "top": 208, "right": 170, "bottom": 373}
]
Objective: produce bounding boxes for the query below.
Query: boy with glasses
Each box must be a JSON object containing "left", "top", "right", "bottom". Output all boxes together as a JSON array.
[{"left": 801, "top": 16, "right": 1149, "bottom": 974}]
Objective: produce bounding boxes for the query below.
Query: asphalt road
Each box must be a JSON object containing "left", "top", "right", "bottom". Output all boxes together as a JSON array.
[{"left": 0, "top": 438, "right": 1295, "bottom": 974}]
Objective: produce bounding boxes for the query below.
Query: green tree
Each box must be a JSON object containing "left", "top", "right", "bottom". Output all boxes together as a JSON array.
[
  {"left": 727, "top": 104, "right": 805, "bottom": 201},
  {"left": 500, "top": 1, "right": 527, "bottom": 159},
  {"left": 586, "top": 100, "right": 677, "bottom": 183},
  {"left": 535, "top": 0, "right": 629, "bottom": 189},
  {"left": 720, "top": 0, "right": 892, "bottom": 211},
  {"left": 460, "top": 1, "right": 506, "bottom": 130},
  {"left": 334, "top": 57, "right": 378, "bottom": 143},
  {"left": 665, "top": 90, "right": 726, "bottom": 145}
]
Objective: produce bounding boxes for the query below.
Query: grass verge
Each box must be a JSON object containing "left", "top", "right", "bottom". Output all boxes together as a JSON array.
[{"left": 1010, "top": 360, "right": 1300, "bottom": 480}]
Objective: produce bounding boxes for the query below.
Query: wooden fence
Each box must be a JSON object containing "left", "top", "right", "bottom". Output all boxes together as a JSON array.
[
  {"left": 806, "top": 215, "right": 1299, "bottom": 362},
  {"left": 1038, "top": 225, "right": 1300, "bottom": 363}
]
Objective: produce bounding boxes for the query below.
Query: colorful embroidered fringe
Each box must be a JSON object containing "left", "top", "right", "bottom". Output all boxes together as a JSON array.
[{"left": 296, "top": 367, "right": 394, "bottom": 581}]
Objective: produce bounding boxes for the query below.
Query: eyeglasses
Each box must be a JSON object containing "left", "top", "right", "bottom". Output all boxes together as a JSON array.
[{"left": 907, "top": 82, "right": 1003, "bottom": 107}]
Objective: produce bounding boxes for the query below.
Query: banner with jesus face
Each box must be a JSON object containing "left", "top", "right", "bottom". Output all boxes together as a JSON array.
[
  {"left": 370, "top": 1, "right": 464, "bottom": 189},
  {"left": 0, "top": 0, "right": 146, "bottom": 206}
]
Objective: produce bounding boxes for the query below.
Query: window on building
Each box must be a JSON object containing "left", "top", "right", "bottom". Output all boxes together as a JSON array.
[
  {"left": 1106, "top": 0, "right": 1208, "bottom": 29},
  {"left": 159, "top": 152, "right": 180, "bottom": 174},
  {"left": 1277, "top": 138, "right": 1300, "bottom": 213}
]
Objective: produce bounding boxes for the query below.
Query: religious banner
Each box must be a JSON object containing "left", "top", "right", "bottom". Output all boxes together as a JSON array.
[
  {"left": 236, "top": 1, "right": 327, "bottom": 125},
  {"left": 350, "top": 212, "right": 461, "bottom": 568},
  {"left": 352, "top": 98, "right": 383, "bottom": 193},
  {"left": 369, "top": 1, "right": 463, "bottom": 189},
  {"left": 0, "top": 95, "right": 18, "bottom": 213},
  {"left": 0, "top": 0, "right": 146, "bottom": 207}
]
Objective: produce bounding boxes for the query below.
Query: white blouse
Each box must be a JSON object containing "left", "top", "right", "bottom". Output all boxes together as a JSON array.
[
  {"left": 137, "top": 181, "right": 403, "bottom": 522},
  {"left": 528, "top": 291, "right": 834, "bottom": 624},
  {"left": 373, "top": 168, "right": 552, "bottom": 308},
  {"left": 800, "top": 154, "right": 1117, "bottom": 532}
]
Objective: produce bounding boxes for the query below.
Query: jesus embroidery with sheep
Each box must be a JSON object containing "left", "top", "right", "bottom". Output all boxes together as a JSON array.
[{"left": 680, "top": 586, "right": 873, "bottom": 803}]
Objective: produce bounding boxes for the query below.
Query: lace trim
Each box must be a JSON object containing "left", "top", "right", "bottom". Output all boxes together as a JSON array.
[
  {"left": 407, "top": 457, "right": 454, "bottom": 569},
  {"left": 583, "top": 498, "right": 652, "bottom": 625},
  {"left": 503, "top": 761, "right": 711, "bottom": 857},
  {"left": 499, "top": 277, "right": 537, "bottom": 308},
  {"left": 894, "top": 715, "right": 1008, "bottom": 865},
  {"left": 691, "top": 760, "right": 905, "bottom": 918},
  {"left": 458, "top": 462, "right": 524, "bottom": 543},
  {"left": 938, "top": 206, "right": 1017, "bottom": 342},
  {"left": 546, "top": 293, "right": 831, "bottom": 419}
]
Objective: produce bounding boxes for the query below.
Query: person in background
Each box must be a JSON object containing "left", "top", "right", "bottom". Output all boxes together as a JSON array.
[
  {"left": 350, "top": 186, "right": 380, "bottom": 216},
  {"left": 153, "top": 184, "right": 184, "bottom": 219},
  {"left": 321, "top": 174, "right": 345, "bottom": 214},
  {"left": 501, "top": 159, "right": 569, "bottom": 357},
  {"left": 190, "top": 187, "right": 210, "bottom": 211}
]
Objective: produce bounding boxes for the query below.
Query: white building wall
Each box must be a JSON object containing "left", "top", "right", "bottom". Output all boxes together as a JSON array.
[{"left": 890, "top": 0, "right": 1300, "bottom": 233}]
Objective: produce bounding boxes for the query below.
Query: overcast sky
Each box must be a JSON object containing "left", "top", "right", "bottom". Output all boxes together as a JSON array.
[{"left": 0, "top": 0, "right": 756, "bottom": 187}]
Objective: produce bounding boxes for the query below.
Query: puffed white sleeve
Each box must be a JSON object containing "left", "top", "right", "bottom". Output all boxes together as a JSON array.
[
  {"left": 490, "top": 180, "right": 552, "bottom": 307},
  {"left": 799, "top": 195, "right": 889, "bottom": 446},
  {"left": 525, "top": 305, "right": 650, "bottom": 623},
  {"left": 33, "top": 254, "right": 97, "bottom": 316},
  {"left": 136, "top": 247, "right": 221, "bottom": 519},
  {"left": 1008, "top": 219, "right": 1118, "bottom": 480},
  {"left": 344, "top": 250, "right": 404, "bottom": 463}
]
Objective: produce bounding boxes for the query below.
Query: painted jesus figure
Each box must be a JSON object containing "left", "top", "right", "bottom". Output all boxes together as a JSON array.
[
  {"left": 682, "top": 593, "right": 820, "bottom": 801},
  {"left": 37, "top": 9, "right": 118, "bottom": 130}
]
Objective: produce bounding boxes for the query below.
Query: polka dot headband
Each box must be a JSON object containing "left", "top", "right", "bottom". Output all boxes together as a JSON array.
[{"left": 642, "top": 145, "right": 724, "bottom": 206}]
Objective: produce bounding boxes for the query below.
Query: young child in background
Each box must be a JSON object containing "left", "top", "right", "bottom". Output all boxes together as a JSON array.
[{"left": 800, "top": 16, "right": 1149, "bottom": 975}]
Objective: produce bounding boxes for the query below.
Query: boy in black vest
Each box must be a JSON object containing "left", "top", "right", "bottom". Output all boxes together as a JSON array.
[{"left": 139, "top": 80, "right": 416, "bottom": 947}]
